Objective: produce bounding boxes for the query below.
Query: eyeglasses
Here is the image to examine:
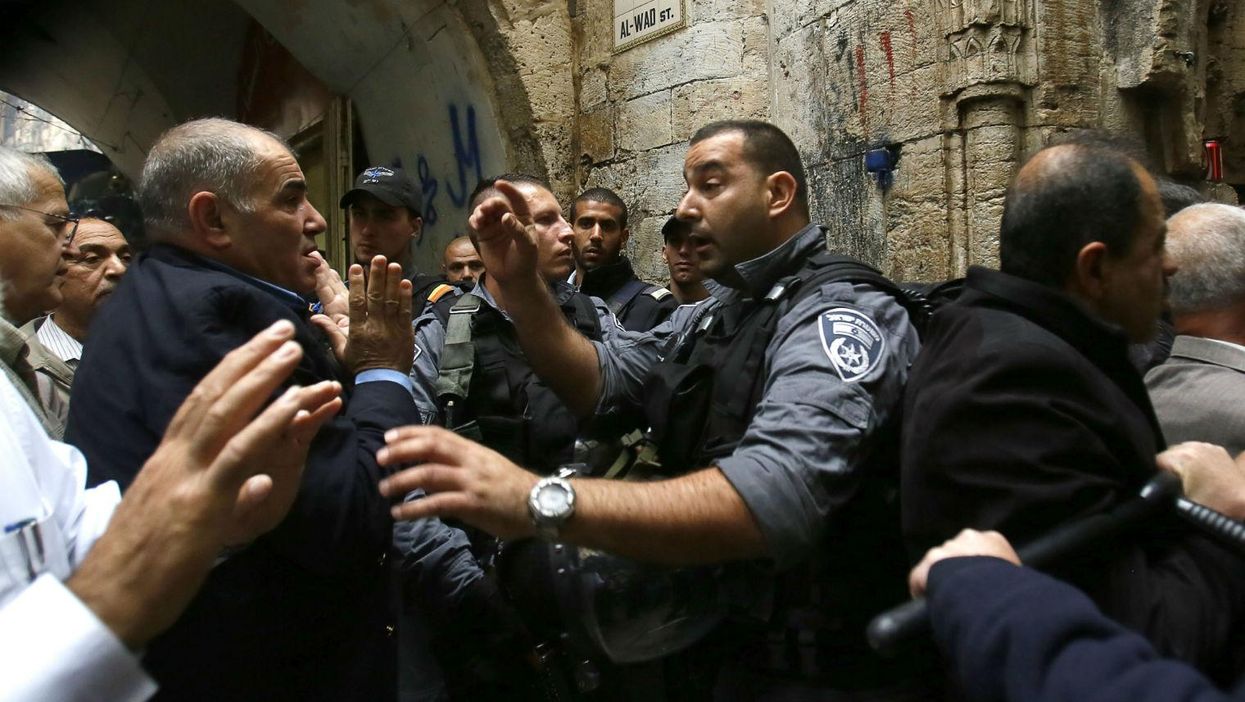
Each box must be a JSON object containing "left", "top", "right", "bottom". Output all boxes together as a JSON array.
[{"left": 0, "top": 204, "right": 79, "bottom": 246}]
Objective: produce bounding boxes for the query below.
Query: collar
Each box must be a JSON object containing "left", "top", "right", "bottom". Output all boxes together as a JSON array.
[
  {"left": 730, "top": 223, "right": 826, "bottom": 299},
  {"left": 470, "top": 274, "right": 507, "bottom": 315},
  {"left": 962, "top": 266, "right": 1134, "bottom": 370},
  {"left": 149, "top": 244, "right": 310, "bottom": 316},
  {"left": 0, "top": 316, "right": 26, "bottom": 368},
  {"left": 579, "top": 257, "right": 638, "bottom": 298},
  {"left": 1201, "top": 337, "right": 1245, "bottom": 355},
  {"left": 473, "top": 274, "right": 567, "bottom": 322},
  {"left": 1170, "top": 335, "right": 1245, "bottom": 370},
  {"left": 35, "top": 316, "right": 83, "bottom": 363}
]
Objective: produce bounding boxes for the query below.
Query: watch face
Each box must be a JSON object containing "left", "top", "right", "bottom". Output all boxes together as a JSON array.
[{"left": 537, "top": 484, "right": 571, "bottom": 516}]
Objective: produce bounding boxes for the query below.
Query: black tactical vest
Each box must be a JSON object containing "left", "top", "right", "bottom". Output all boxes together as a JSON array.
[
  {"left": 639, "top": 252, "right": 938, "bottom": 686},
  {"left": 431, "top": 282, "right": 602, "bottom": 474},
  {"left": 644, "top": 251, "right": 919, "bottom": 472}
]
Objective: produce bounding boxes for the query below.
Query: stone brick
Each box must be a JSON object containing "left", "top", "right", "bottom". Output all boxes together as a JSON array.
[
  {"left": 672, "top": 76, "right": 769, "bottom": 139},
  {"left": 617, "top": 90, "right": 674, "bottom": 152},
  {"left": 609, "top": 21, "right": 744, "bottom": 100},
  {"left": 627, "top": 215, "right": 673, "bottom": 283},
  {"left": 691, "top": 0, "right": 767, "bottom": 23},
  {"left": 581, "top": 67, "right": 608, "bottom": 109},
  {"left": 579, "top": 104, "right": 614, "bottom": 164}
]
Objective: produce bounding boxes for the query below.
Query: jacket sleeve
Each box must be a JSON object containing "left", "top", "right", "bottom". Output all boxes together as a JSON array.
[
  {"left": 260, "top": 377, "right": 420, "bottom": 574},
  {"left": 927, "top": 557, "right": 1235, "bottom": 702},
  {"left": 903, "top": 329, "right": 1245, "bottom": 673}
]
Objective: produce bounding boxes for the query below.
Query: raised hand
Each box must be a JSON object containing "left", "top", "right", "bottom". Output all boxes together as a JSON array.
[
  {"left": 467, "top": 180, "right": 541, "bottom": 286},
  {"left": 311, "top": 251, "right": 350, "bottom": 329},
  {"left": 313, "top": 255, "right": 414, "bottom": 373}
]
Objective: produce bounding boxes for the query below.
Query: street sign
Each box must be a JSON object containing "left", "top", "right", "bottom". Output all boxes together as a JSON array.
[{"left": 614, "top": 0, "right": 685, "bottom": 53}]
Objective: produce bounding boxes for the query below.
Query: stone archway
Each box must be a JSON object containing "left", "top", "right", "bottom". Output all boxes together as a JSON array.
[{"left": 0, "top": 0, "right": 576, "bottom": 270}]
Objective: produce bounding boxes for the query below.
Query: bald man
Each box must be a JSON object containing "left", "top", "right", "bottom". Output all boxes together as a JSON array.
[
  {"left": 440, "top": 235, "right": 484, "bottom": 284},
  {"left": 902, "top": 140, "right": 1245, "bottom": 678}
]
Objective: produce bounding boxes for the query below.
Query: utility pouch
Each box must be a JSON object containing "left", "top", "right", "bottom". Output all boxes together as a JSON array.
[
  {"left": 642, "top": 361, "right": 714, "bottom": 473},
  {"left": 447, "top": 416, "right": 485, "bottom": 443},
  {"left": 476, "top": 415, "right": 528, "bottom": 467}
]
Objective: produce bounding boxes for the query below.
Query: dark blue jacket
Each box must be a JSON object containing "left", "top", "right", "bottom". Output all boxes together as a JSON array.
[
  {"left": 67, "top": 244, "right": 419, "bottom": 701},
  {"left": 929, "top": 556, "right": 1244, "bottom": 702}
]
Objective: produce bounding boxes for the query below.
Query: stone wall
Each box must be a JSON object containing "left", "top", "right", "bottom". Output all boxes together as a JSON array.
[
  {"left": 570, "top": 0, "right": 772, "bottom": 281},
  {"left": 558, "top": 0, "right": 1245, "bottom": 281},
  {"left": 14, "top": 0, "right": 1237, "bottom": 281}
]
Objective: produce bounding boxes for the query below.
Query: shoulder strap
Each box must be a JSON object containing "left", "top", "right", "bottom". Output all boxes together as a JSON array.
[
  {"left": 647, "top": 287, "right": 673, "bottom": 301},
  {"left": 434, "top": 293, "right": 484, "bottom": 406},
  {"left": 606, "top": 278, "right": 650, "bottom": 315},
  {"left": 565, "top": 291, "right": 603, "bottom": 340},
  {"left": 783, "top": 251, "right": 929, "bottom": 332}
]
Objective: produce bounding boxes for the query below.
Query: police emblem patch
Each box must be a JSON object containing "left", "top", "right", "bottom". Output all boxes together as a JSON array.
[
  {"left": 818, "top": 308, "right": 885, "bottom": 383},
  {"left": 362, "top": 166, "right": 395, "bottom": 184}
]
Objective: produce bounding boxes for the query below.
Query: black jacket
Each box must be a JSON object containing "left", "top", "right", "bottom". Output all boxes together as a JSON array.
[
  {"left": 67, "top": 244, "right": 419, "bottom": 701},
  {"left": 579, "top": 257, "right": 676, "bottom": 332},
  {"left": 901, "top": 266, "right": 1245, "bottom": 679}
]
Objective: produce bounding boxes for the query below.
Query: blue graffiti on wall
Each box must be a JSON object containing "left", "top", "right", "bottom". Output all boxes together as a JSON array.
[
  {"left": 417, "top": 155, "right": 438, "bottom": 228},
  {"left": 413, "top": 103, "right": 484, "bottom": 238},
  {"left": 445, "top": 104, "right": 482, "bottom": 208}
]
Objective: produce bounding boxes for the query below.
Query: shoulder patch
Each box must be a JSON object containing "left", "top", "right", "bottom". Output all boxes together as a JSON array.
[
  {"left": 647, "top": 287, "right": 673, "bottom": 301},
  {"left": 426, "top": 283, "right": 455, "bottom": 304},
  {"left": 817, "top": 308, "right": 886, "bottom": 383}
]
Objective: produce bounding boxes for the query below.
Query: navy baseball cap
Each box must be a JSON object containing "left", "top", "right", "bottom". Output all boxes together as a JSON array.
[
  {"left": 661, "top": 215, "right": 690, "bottom": 241},
  {"left": 340, "top": 166, "right": 423, "bottom": 214}
]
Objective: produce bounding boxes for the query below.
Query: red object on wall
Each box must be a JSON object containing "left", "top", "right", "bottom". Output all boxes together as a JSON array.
[{"left": 1204, "top": 139, "right": 1224, "bottom": 182}]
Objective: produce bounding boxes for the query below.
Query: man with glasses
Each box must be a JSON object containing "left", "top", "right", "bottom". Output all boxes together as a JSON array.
[
  {"left": 22, "top": 218, "right": 131, "bottom": 431},
  {"left": 0, "top": 147, "right": 78, "bottom": 437}
]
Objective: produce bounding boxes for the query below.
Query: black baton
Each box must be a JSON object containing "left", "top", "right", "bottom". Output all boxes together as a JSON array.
[{"left": 867, "top": 472, "right": 1184, "bottom": 655}]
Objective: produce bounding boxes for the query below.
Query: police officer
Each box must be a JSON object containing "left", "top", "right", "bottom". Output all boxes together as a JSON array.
[
  {"left": 570, "top": 187, "right": 677, "bottom": 331},
  {"left": 409, "top": 174, "right": 615, "bottom": 455},
  {"left": 406, "top": 174, "right": 626, "bottom": 700},
  {"left": 341, "top": 166, "right": 456, "bottom": 316},
  {"left": 381, "top": 121, "right": 932, "bottom": 698}
]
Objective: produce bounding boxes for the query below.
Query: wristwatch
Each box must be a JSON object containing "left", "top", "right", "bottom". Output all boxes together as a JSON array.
[{"left": 528, "top": 466, "right": 579, "bottom": 540}]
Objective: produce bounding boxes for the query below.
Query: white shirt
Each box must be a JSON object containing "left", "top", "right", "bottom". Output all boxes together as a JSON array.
[
  {"left": 35, "top": 316, "right": 84, "bottom": 364},
  {"left": 0, "top": 372, "right": 155, "bottom": 701}
]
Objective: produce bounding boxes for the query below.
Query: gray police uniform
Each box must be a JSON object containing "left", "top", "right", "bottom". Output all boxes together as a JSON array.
[
  {"left": 410, "top": 280, "right": 618, "bottom": 426},
  {"left": 591, "top": 224, "right": 931, "bottom": 695},
  {"left": 595, "top": 224, "right": 917, "bottom": 567},
  {"left": 409, "top": 281, "right": 628, "bottom": 701}
]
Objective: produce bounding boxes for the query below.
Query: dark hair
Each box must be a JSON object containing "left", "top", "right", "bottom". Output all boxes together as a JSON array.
[
  {"left": 690, "top": 120, "right": 808, "bottom": 216},
  {"left": 571, "top": 187, "right": 629, "bottom": 229},
  {"left": 467, "top": 173, "right": 549, "bottom": 212},
  {"left": 999, "top": 144, "right": 1147, "bottom": 287},
  {"left": 1054, "top": 130, "right": 1156, "bottom": 171},
  {"left": 1156, "top": 180, "right": 1205, "bottom": 218},
  {"left": 464, "top": 173, "right": 551, "bottom": 246}
]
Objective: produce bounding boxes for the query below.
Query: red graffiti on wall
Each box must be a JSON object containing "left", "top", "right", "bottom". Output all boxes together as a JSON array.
[
  {"left": 904, "top": 9, "right": 917, "bottom": 60},
  {"left": 880, "top": 31, "right": 896, "bottom": 85},
  {"left": 855, "top": 44, "right": 869, "bottom": 133}
]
